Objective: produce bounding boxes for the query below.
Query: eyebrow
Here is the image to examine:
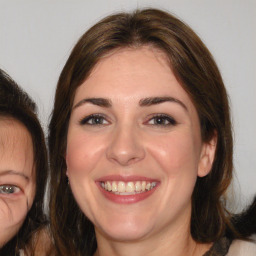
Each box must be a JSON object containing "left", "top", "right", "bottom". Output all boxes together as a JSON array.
[
  {"left": 139, "top": 97, "right": 187, "bottom": 111},
  {"left": 73, "top": 96, "right": 187, "bottom": 111},
  {"left": 0, "top": 170, "right": 29, "bottom": 181},
  {"left": 73, "top": 98, "right": 112, "bottom": 109}
]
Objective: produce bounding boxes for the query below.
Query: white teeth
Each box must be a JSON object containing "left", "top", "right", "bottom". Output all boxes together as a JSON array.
[
  {"left": 101, "top": 180, "right": 157, "bottom": 194},
  {"left": 141, "top": 181, "right": 146, "bottom": 191},
  {"left": 112, "top": 181, "right": 117, "bottom": 192},
  {"left": 146, "top": 183, "right": 151, "bottom": 190},
  {"left": 135, "top": 181, "right": 141, "bottom": 192},
  {"left": 117, "top": 181, "right": 126, "bottom": 193},
  {"left": 107, "top": 181, "right": 111, "bottom": 191},
  {"left": 126, "top": 182, "right": 135, "bottom": 192}
]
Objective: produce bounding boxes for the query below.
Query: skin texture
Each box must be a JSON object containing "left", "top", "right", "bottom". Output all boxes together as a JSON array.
[
  {"left": 66, "top": 46, "right": 217, "bottom": 256},
  {"left": 0, "top": 119, "right": 35, "bottom": 248}
]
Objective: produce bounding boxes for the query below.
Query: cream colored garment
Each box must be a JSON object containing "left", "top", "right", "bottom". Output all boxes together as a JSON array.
[{"left": 226, "top": 236, "right": 256, "bottom": 256}]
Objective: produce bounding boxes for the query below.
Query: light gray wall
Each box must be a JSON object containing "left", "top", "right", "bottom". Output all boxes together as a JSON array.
[{"left": 0, "top": 0, "right": 255, "bottom": 210}]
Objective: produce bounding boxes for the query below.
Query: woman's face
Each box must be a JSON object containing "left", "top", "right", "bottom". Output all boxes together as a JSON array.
[
  {"left": 66, "top": 46, "right": 216, "bottom": 242},
  {"left": 0, "top": 119, "right": 35, "bottom": 247}
]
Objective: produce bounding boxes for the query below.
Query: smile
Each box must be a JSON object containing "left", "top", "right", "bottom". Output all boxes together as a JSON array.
[
  {"left": 97, "top": 176, "right": 159, "bottom": 204},
  {"left": 101, "top": 181, "right": 157, "bottom": 195}
]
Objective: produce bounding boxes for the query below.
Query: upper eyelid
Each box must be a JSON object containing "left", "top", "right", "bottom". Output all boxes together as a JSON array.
[
  {"left": 80, "top": 113, "right": 108, "bottom": 119},
  {"left": 0, "top": 184, "right": 20, "bottom": 188},
  {"left": 0, "top": 181, "right": 24, "bottom": 189},
  {"left": 147, "top": 113, "right": 174, "bottom": 117},
  {"left": 146, "top": 113, "right": 176, "bottom": 120}
]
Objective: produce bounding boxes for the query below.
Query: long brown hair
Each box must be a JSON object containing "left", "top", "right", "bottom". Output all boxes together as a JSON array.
[
  {"left": 0, "top": 69, "right": 48, "bottom": 255},
  {"left": 49, "top": 8, "right": 237, "bottom": 255}
]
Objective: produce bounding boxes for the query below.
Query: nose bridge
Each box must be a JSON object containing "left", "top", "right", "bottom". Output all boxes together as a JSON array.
[{"left": 106, "top": 120, "right": 145, "bottom": 166}]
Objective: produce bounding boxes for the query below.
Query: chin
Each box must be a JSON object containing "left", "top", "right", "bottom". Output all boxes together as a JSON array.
[
  {"left": 93, "top": 211, "right": 155, "bottom": 242},
  {"left": 98, "top": 222, "right": 153, "bottom": 242}
]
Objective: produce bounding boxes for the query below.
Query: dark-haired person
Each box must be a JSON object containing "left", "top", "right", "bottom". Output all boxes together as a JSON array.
[
  {"left": 0, "top": 69, "right": 52, "bottom": 255},
  {"left": 48, "top": 9, "right": 256, "bottom": 256}
]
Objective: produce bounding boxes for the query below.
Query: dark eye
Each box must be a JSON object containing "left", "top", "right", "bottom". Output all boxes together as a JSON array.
[
  {"left": 0, "top": 185, "right": 21, "bottom": 194},
  {"left": 147, "top": 114, "right": 177, "bottom": 126},
  {"left": 79, "top": 114, "right": 109, "bottom": 125}
]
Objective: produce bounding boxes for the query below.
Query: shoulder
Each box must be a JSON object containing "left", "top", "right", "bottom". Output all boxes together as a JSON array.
[{"left": 226, "top": 236, "right": 256, "bottom": 256}]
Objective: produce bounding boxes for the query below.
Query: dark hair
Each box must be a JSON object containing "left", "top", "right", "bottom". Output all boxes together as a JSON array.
[
  {"left": 49, "top": 8, "right": 238, "bottom": 255},
  {"left": 0, "top": 69, "right": 48, "bottom": 255},
  {"left": 231, "top": 196, "right": 256, "bottom": 237}
]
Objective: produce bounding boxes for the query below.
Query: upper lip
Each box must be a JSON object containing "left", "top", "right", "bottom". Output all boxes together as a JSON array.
[{"left": 95, "top": 175, "right": 159, "bottom": 182}]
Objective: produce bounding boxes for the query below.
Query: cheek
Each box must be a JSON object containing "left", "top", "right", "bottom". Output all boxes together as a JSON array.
[
  {"left": 146, "top": 132, "right": 201, "bottom": 221},
  {"left": 66, "top": 131, "right": 108, "bottom": 221},
  {"left": 66, "top": 132, "right": 106, "bottom": 176},
  {"left": 149, "top": 132, "right": 200, "bottom": 176},
  {"left": 0, "top": 197, "right": 28, "bottom": 246}
]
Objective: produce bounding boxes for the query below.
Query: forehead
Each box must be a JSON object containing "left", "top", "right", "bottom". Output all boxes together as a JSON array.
[
  {"left": 74, "top": 46, "right": 194, "bottom": 111},
  {"left": 0, "top": 118, "right": 34, "bottom": 177},
  {"left": 78, "top": 47, "right": 171, "bottom": 94}
]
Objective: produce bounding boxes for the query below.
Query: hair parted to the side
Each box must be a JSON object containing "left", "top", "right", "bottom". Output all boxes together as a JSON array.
[
  {"left": 0, "top": 69, "right": 48, "bottom": 255},
  {"left": 49, "top": 8, "right": 238, "bottom": 256}
]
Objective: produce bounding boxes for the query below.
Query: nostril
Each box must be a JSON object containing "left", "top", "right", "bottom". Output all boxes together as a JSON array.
[
  {"left": 109, "top": 153, "right": 142, "bottom": 166},
  {"left": 106, "top": 145, "right": 145, "bottom": 166}
]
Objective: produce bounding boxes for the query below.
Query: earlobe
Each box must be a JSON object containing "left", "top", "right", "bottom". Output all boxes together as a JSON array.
[{"left": 198, "top": 133, "right": 217, "bottom": 177}]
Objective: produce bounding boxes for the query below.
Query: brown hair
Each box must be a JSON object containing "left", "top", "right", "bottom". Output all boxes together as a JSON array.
[
  {"left": 49, "top": 8, "right": 237, "bottom": 255},
  {"left": 0, "top": 69, "right": 48, "bottom": 255}
]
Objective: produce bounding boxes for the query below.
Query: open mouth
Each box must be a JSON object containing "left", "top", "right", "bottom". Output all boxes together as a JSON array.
[{"left": 100, "top": 181, "right": 157, "bottom": 195}]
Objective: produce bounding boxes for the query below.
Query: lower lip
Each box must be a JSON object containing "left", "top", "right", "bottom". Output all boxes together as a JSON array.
[{"left": 97, "top": 183, "right": 159, "bottom": 204}]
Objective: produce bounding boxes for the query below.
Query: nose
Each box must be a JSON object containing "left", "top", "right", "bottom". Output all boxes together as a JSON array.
[{"left": 106, "top": 124, "right": 145, "bottom": 166}]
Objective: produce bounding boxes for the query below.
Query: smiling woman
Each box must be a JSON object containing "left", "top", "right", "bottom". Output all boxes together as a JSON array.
[
  {"left": 48, "top": 8, "right": 256, "bottom": 256},
  {"left": 66, "top": 47, "right": 214, "bottom": 246},
  {"left": 0, "top": 69, "right": 50, "bottom": 255}
]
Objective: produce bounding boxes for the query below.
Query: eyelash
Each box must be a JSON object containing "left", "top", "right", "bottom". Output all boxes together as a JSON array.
[
  {"left": 79, "top": 114, "right": 177, "bottom": 127},
  {"left": 0, "top": 185, "right": 21, "bottom": 195},
  {"left": 79, "top": 114, "right": 109, "bottom": 126},
  {"left": 146, "top": 114, "right": 177, "bottom": 126}
]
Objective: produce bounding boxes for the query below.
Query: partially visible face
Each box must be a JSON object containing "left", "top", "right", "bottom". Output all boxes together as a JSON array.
[
  {"left": 66, "top": 46, "right": 216, "bottom": 243},
  {"left": 0, "top": 118, "right": 35, "bottom": 247}
]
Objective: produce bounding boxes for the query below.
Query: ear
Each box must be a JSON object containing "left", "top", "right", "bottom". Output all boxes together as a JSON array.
[{"left": 197, "top": 132, "right": 217, "bottom": 177}]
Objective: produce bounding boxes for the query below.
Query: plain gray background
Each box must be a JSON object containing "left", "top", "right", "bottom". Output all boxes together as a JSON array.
[{"left": 0, "top": 0, "right": 255, "bottom": 211}]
